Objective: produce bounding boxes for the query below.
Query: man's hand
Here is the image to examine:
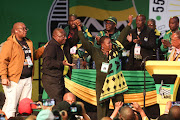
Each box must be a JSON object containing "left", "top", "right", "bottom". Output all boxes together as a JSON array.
[
  {"left": 128, "top": 15, "right": 133, "bottom": 26},
  {"left": 1, "top": 78, "right": 10, "bottom": 86},
  {"left": 133, "top": 36, "right": 140, "bottom": 44},
  {"left": 76, "top": 101, "right": 86, "bottom": 115},
  {"left": 63, "top": 60, "right": 75, "bottom": 67},
  {"left": 76, "top": 102, "right": 91, "bottom": 120},
  {"left": 74, "top": 19, "right": 82, "bottom": 31},
  {"left": 127, "top": 34, "right": 132, "bottom": 42},
  {"left": 114, "top": 101, "right": 123, "bottom": 110},
  {"left": 131, "top": 102, "right": 142, "bottom": 112},
  {"left": 44, "top": 42, "right": 49, "bottom": 48},
  {"left": 131, "top": 102, "right": 147, "bottom": 120},
  {"left": 60, "top": 110, "right": 68, "bottom": 120},
  {"left": 161, "top": 39, "right": 171, "bottom": 48},
  {"left": 95, "top": 35, "right": 101, "bottom": 45}
]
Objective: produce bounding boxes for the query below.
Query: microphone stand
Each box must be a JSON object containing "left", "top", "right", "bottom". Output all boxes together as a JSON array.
[
  {"left": 143, "top": 60, "right": 146, "bottom": 110},
  {"left": 141, "top": 56, "right": 149, "bottom": 110}
]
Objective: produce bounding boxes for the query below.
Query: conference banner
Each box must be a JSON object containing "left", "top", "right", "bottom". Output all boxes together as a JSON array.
[
  {"left": 0, "top": 0, "right": 149, "bottom": 47},
  {"left": 149, "top": 0, "right": 180, "bottom": 36}
]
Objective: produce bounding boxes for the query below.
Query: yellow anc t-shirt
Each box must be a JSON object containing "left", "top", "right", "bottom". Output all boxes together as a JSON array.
[{"left": 61, "top": 45, "right": 69, "bottom": 76}]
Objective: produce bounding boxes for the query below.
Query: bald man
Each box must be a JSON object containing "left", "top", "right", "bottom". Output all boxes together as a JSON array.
[
  {"left": 0, "top": 22, "right": 46, "bottom": 118},
  {"left": 42, "top": 28, "right": 79, "bottom": 105},
  {"left": 119, "top": 106, "right": 136, "bottom": 120},
  {"left": 169, "top": 106, "right": 180, "bottom": 120},
  {"left": 63, "top": 92, "right": 76, "bottom": 105}
]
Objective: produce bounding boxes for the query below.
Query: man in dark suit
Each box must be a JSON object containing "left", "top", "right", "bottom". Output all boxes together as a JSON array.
[
  {"left": 124, "top": 14, "right": 156, "bottom": 70},
  {"left": 41, "top": 28, "right": 79, "bottom": 105}
]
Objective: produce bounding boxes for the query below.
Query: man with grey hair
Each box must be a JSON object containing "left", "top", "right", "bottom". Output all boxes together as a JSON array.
[{"left": 168, "top": 30, "right": 180, "bottom": 61}]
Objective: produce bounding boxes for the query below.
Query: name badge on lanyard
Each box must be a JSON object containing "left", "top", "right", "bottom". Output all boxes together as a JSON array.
[
  {"left": 26, "top": 56, "right": 33, "bottom": 67},
  {"left": 70, "top": 46, "right": 77, "bottom": 54},
  {"left": 101, "top": 62, "right": 109, "bottom": 73},
  {"left": 134, "top": 44, "right": 141, "bottom": 55}
]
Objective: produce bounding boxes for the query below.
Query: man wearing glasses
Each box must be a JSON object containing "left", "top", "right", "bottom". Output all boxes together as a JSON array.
[
  {"left": 41, "top": 28, "right": 79, "bottom": 106},
  {"left": 0, "top": 22, "right": 46, "bottom": 118}
]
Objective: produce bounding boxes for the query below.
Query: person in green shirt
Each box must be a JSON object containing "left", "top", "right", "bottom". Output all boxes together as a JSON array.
[{"left": 160, "top": 16, "right": 180, "bottom": 59}]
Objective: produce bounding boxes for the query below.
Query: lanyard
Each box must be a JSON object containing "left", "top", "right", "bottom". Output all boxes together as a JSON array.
[{"left": 173, "top": 52, "right": 180, "bottom": 61}]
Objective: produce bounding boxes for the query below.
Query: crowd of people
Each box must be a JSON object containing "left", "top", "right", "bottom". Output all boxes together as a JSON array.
[{"left": 0, "top": 13, "right": 180, "bottom": 120}]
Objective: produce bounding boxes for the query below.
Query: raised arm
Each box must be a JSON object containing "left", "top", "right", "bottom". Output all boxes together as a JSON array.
[
  {"left": 74, "top": 19, "right": 95, "bottom": 56},
  {"left": 117, "top": 15, "right": 133, "bottom": 44}
]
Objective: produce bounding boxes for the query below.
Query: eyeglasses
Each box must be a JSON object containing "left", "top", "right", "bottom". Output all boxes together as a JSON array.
[
  {"left": 17, "top": 27, "right": 29, "bottom": 31},
  {"left": 56, "top": 35, "right": 66, "bottom": 38},
  {"left": 148, "top": 24, "right": 154, "bottom": 26}
]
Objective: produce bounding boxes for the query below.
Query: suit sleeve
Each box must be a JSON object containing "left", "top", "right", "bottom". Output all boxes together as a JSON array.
[
  {"left": 43, "top": 45, "right": 63, "bottom": 69},
  {"left": 33, "top": 45, "right": 45, "bottom": 60},
  {"left": 78, "top": 31, "right": 95, "bottom": 57},
  {"left": 0, "top": 41, "right": 12, "bottom": 79},
  {"left": 117, "top": 25, "right": 131, "bottom": 44}
]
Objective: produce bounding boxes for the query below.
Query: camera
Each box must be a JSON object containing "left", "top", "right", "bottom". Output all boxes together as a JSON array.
[
  {"left": 69, "top": 102, "right": 82, "bottom": 120},
  {"left": 123, "top": 103, "right": 133, "bottom": 108},
  {"left": 172, "top": 101, "right": 180, "bottom": 107},
  {"left": 30, "top": 102, "right": 41, "bottom": 109},
  {"left": 53, "top": 101, "right": 83, "bottom": 120},
  {"left": 42, "top": 99, "right": 55, "bottom": 106}
]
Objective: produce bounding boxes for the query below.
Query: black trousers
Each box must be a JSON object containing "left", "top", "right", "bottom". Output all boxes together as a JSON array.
[{"left": 42, "top": 74, "right": 65, "bottom": 105}]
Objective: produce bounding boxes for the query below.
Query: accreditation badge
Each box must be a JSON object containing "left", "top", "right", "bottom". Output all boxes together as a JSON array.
[
  {"left": 26, "top": 56, "right": 33, "bottom": 67},
  {"left": 70, "top": 46, "right": 77, "bottom": 54},
  {"left": 101, "top": 62, "right": 109, "bottom": 73},
  {"left": 134, "top": 44, "right": 141, "bottom": 55}
]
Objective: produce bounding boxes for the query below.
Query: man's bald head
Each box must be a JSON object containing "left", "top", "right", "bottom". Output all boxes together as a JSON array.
[
  {"left": 63, "top": 92, "right": 76, "bottom": 105},
  {"left": 13, "top": 22, "right": 27, "bottom": 40},
  {"left": 169, "top": 106, "right": 180, "bottom": 120},
  {"left": 13, "top": 22, "right": 25, "bottom": 30},
  {"left": 52, "top": 28, "right": 67, "bottom": 44},
  {"left": 52, "top": 28, "right": 65, "bottom": 37},
  {"left": 119, "top": 106, "right": 135, "bottom": 120}
]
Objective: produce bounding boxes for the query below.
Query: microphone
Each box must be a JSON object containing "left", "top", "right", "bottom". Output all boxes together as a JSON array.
[{"left": 140, "top": 54, "right": 161, "bottom": 67}]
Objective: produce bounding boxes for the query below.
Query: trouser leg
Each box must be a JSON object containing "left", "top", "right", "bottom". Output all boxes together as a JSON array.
[
  {"left": 42, "top": 74, "right": 65, "bottom": 105},
  {"left": 2, "top": 80, "right": 23, "bottom": 118},
  {"left": 19, "top": 77, "right": 32, "bottom": 101},
  {"left": 96, "top": 89, "right": 110, "bottom": 120}
]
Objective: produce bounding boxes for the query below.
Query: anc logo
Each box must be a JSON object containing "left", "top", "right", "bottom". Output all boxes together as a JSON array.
[{"left": 47, "top": 0, "right": 140, "bottom": 40}]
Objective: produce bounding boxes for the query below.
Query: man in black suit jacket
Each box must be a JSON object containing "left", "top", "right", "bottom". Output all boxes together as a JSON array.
[
  {"left": 123, "top": 14, "right": 156, "bottom": 70},
  {"left": 41, "top": 28, "right": 79, "bottom": 105}
]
